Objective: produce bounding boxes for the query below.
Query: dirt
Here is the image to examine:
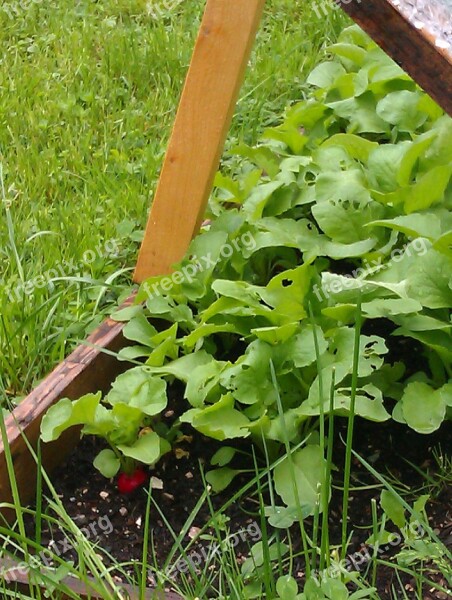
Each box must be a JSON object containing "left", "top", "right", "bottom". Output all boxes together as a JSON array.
[{"left": 19, "top": 413, "right": 452, "bottom": 600}]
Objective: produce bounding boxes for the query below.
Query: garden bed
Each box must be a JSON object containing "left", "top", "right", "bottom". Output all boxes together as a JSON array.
[
  {"left": 22, "top": 416, "right": 452, "bottom": 599},
  {"left": 1, "top": 2, "right": 451, "bottom": 598}
]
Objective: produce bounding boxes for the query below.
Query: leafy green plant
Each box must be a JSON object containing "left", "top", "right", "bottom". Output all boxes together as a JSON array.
[
  {"left": 40, "top": 26, "right": 451, "bottom": 503},
  {"left": 40, "top": 372, "right": 172, "bottom": 482}
]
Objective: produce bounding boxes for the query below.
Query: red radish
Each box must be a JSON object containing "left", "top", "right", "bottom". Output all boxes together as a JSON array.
[{"left": 117, "top": 468, "right": 147, "bottom": 495}]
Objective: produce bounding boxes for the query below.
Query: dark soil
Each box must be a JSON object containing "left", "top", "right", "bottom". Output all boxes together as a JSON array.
[{"left": 23, "top": 417, "right": 451, "bottom": 599}]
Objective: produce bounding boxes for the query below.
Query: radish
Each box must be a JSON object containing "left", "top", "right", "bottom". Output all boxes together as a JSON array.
[{"left": 117, "top": 468, "right": 147, "bottom": 495}]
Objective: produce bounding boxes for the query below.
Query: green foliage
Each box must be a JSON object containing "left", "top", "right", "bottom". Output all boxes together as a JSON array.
[
  {"left": 40, "top": 377, "right": 171, "bottom": 477},
  {"left": 40, "top": 27, "right": 451, "bottom": 503}
]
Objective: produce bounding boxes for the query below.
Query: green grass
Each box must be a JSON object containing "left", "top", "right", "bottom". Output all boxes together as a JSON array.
[{"left": 0, "top": 0, "right": 347, "bottom": 402}]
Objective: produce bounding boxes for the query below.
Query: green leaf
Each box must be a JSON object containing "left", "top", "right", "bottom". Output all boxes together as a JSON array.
[
  {"left": 397, "top": 132, "right": 436, "bottom": 186},
  {"left": 327, "top": 92, "right": 388, "bottom": 134},
  {"left": 380, "top": 489, "right": 406, "bottom": 528},
  {"left": 282, "top": 325, "right": 328, "bottom": 368},
  {"left": 401, "top": 382, "right": 447, "bottom": 434},
  {"left": 148, "top": 351, "right": 213, "bottom": 382},
  {"left": 274, "top": 445, "right": 329, "bottom": 514},
  {"left": 182, "top": 323, "right": 236, "bottom": 349},
  {"left": 377, "top": 91, "right": 428, "bottom": 131},
  {"left": 205, "top": 467, "right": 241, "bottom": 492},
  {"left": 403, "top": 165, "right": 452, "bottom": 213},
  {"left": 322, "top": 133, "right": 378, "bottom": 162},
  {"left": 260, "top": 262, "right": 314, "bottom": 321},
  {"left": 146, "top": 323, "right": 179, "bottom": 367},
  {"left": 264, "top": 505, "right": 299, "bottom": 528},
  {"left": 369, "top": 215, "right": 441, "bottom": 240},
  {"left": 276, "top": 575, "right": 299, "bottom": 600},
  {"left": 223, "top": 364, "right": 276, "bottom": 406},
  {"left": 242, "top": 541, "right": 289, "bottom": 576},
  {"left": 117, "top": 431, "right": 162, "bottom": 464},
  {"left": 93, "top": 449, "right": 120, "bottom": 478},
  {"left": 367, "top": 144, "right": 409, "bottom": 193},
  {"left": 361, "top": 298, "right": 423, "bottom": 319},
  {"left": 110, "top": 305, "right": 143, "bottom": 322},
  {"left": 123, "top": 313, "right": 158, "bottom": 347},
  {"left": 180, "top": 394, "right": 250, "bottom": 441},
  {"left": 328, "top": 43, "right": 367, "bottom": 67},
  {"left": 106, "top": 367, "right": 167, "bottom": 416},
  {"left": 312, "top": 198, "right": 384, "bottom": 244},
  {"left": 315, "top": 169, "right": 370, "bottom": 204},
  {"left": 185, "top": 360, "right": 226, "bottom": 407},
  {"left": 307, "top": 61, "right": 346, "bottom": 88},
  {"left": 40, "top": 393, "right": 102, "bottom": 442},
  {"left": 211, "top": 446, "right": 237, "bottom": 467},
  {"left": 251, "top": 323, "right": 299, "bottom": 345},
  {"left": 406, "top": 249, "right": 452, "bottom": 309}
]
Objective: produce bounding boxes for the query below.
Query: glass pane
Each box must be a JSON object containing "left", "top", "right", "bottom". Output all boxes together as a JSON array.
[{"left": 389, "top": 0, "right": 452, "bottom": 51}]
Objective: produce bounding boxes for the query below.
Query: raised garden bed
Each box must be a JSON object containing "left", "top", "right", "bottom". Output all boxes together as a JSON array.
[{"left": 1, "top": 0, "right": 451, "bottom": 598}]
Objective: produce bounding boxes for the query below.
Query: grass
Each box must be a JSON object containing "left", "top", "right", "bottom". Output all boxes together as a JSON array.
[{"left": 0, "top": 0, "right": 348, "bottom": 402}]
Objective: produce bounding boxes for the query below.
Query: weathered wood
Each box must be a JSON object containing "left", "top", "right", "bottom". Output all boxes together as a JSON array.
[
  {"left": 134, "top": 0, "right": 266, "bottom": 282},
  {"left": 0, "top": 295, "right": 136, "bottom": 520},
  {"left": 341, "top": 0, "right": 452, "bottom": 116},
  {"left": 0, "top": 558, "right": 183, "bottom": 600}
]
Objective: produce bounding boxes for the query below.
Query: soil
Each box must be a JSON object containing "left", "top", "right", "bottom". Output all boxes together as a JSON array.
[{"left": 20, "top": 413, "right": 451, "bottom": 600}]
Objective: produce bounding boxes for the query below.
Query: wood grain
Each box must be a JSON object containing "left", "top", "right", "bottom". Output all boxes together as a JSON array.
[
  {"left": 340, "top": 0, "right": 452, "bottom": 116},
  {"left": 134, "top": 0, "right": 266, "bottom": 282},
  {"left": 0, "top": 295, "right": 136, "bottom": 521}
]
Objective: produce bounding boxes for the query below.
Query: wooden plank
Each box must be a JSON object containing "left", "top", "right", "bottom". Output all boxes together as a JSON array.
[
  {"left": 0, "top": 294, "right": 136, "bottom": 521},
  {"left": 0, "top": 558, "right": 183, "bottom": 600},
  {"left": 134, "top": 0, "right": 266, "bottom": 282},
  {"left": 340, "top": 0, "right": 452, "bottom": 116}
]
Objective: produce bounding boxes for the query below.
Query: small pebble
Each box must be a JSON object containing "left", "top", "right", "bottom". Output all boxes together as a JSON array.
[
  {"left": 150, "top": 476, "right": 164, "bottom": 490},
  {"left": 100, "top": 491, "right": 109, "bottom": 500},
  {"left": 189, "top": 526, "right": 201, "bottom": 539},
  {"left": 119, "top": 507, "right": 128, "bottom": 517}
]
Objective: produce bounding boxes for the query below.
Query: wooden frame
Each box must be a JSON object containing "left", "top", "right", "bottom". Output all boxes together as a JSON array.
[
  {"left": 341, "top": 0, "right": 452, "bottom": 115},
  {"left": 0, "top": 558, "right": 183, "bottom": 600}
]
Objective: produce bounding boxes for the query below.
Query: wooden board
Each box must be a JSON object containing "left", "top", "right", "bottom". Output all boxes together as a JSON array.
[
  {"left": 0, "top": 558, "right": 182, "bottom": 600},
  {"left": 133, "top": 0, "right": 266, "bottom": 282},
  {"left": 0, "top": 294, "right": 135, "bottom": 520},
  {"left": 341, "top": 0, "right": 452, "bottom": 115}
]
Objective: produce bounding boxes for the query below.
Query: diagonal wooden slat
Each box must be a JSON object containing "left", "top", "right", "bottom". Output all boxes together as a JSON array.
[
  {"left": 340, "top": 0, "right": 452, "bottom": 116},
  {"left": 134, "top": 0, "right": 266, "bottom": 282}
]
